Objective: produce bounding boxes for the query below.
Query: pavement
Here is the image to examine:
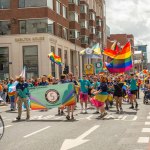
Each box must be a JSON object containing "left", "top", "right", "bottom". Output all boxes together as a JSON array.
[{"left": 0, "top": 93, "right": 150, "bottom": 150}]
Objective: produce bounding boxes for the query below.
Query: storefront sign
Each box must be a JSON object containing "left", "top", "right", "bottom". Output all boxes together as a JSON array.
[
  {"left": 84, "top": 64, "right": 94, "bottom": 75},
  {"left": 15, "top": 37, "right": 45, "bottom": 42}
]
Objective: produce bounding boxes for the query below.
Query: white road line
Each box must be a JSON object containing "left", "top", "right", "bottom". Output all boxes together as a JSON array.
[
  {"left": 145, "top": 122, "right": 150, "bottom": 125},
  {"left": 114, "top": 115, "right": 123, "bottom": 120},
  {"left": 133, "top": 116, "right": 138, "bottom": 121},
  {"left": 147, "top": 116, "right": 150, "bottom": 119},
  {"left": 142, "top": 128, "right": 150, "bottom": 133},
  {"left": 24, "top": 126, "right": 51, "bottom": 138},
  {"left": 5, "top": 125, "right": 13, "bottom": 128},
  {"left": 78, "top": 118, "right": 85, "bottom": 120},
  {"left": 55, "top": 116, "right": 63, "bottom": 120},
  {"left": 137, "top": 137, "right": 150, "bottom": 143},
  {"left": 86, "top": 115, "right": 93, "bottom": 120},
  {"left": 121, "top": 116, "right": 127, "bottom": 120},
  {"left": 42, "top": 115, "right": 54, "bottom": 120}
]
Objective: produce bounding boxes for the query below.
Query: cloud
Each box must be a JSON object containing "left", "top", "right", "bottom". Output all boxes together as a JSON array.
[{"left": 106, "top": 0, "right": 150, "bottom": 62}]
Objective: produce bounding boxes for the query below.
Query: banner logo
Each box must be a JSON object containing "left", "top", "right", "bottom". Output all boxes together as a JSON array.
[{"left": 45, "top": 89, "right": 60, "bottom": 104}]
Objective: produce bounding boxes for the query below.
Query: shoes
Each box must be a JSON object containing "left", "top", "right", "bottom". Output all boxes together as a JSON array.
[
  {"left": 66, "top": 115, "right": 70, "bottom": 120},
  {"left": 71, "top": 115, "right": 74, "bottom": 120},
  {"left": 135, "top": 103, "right": 138, "bottom": 109},
  {"left": 16, "top": 117, "right": 21, "bottom": 121},
  {"left": 61, "top": 111, "right": 64, "bottom": 115},
  {"left": 116, "top": 110, "right": 119, "bottom": 114},
  {"left": 26, "top": 117, "right": 30, "bottom": 121},
  {"left": 84, "top": 110, "right": 88, "bottom": 114},
  {"left": 120, "top": 108, "right": 123, "bottom": 113},
  {"left": 93, "top": 111, "right": 99, "bottom": 114},
  {"left": 129, "top": 106, "right": 134, "bottom": 109}
]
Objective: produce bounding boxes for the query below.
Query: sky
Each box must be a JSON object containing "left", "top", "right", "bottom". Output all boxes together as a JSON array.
[{"left": 106, "top": 0, "right": 150, "bottom": 62}]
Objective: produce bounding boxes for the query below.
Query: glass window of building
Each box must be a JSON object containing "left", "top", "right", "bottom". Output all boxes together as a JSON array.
[
  {"left": 57, "top": 24, "right": 62, "bottom": 37},
  {"left": 69, "top": 30, "right": 79, "bottom": 39},
  {"left": 62, "top": 27, "right": 68, "bottom": 40},
  {"left": 0, "top": 47, "right": 9, "bottom": 80},
  {"left": 96, "top": 31, "right": 102, "bottom": 38},
  {"left": 63, "top": 5, "right": 67, "bottom": 18},
  {"left": 68, "top": 0, "right": 79, "bottom": 5},
  {"left": 0, "top": 0, "right": 10, "bottom": 9},
  {"left": 69, "top": 12, "right": 79, "bottom": 22},
  {"left": 81, "top": 36, "right": 89, "bottom": 44},
  {"left": 47, "top": 0, "right": 53, "bottom": 9},
  {"left": 0, "top": 21, "right": 11, "bottom": 35},
  {"left": 19, "top": 0, "right": 47, "bottom": 8},
  {"left": 51, "top": 46, "right": 55, "bottom": 77},
  {"left": 90, "top": 27, "right": 96, "bottom": 34},
  {"left": 96, "top": 19, "right": 101, "bottom": 26},
  {"left": 80, "top": 5, "right": 88, "bottom": 13},
  {"left": 89, "top": 12, "right": 96, "bottom": 21},
  {"left": 80, "top": 20, "right": 88, "bottom": 29},
  {"left": 56, "top": 0, "right": 61, "bottom": 15},
  {"left": 19, "top": 19, "right": 54, "bottom": 34},
  {"left": 23, "top": 46, "right": 38, "bottom": 78}
]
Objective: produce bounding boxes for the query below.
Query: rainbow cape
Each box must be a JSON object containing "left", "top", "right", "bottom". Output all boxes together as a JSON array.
[
  {"left": 106, "top": 42, "right": 133, "bottom": 73},
  {"left": 48, "top": 52, "right": 62, "bottom": 66}
]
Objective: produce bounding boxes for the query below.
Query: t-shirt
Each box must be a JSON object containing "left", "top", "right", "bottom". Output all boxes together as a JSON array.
[
  {"left": 130, "top": 79, "right": 138, "bottom": 91},
  {"left": 79, "top": 79, "right": 91, "bottom": 93},
  {"left": 91, "top": 82, "right": 100, "bottom": 90},
  {"left": 0, "top": 85, "right": 3, "bottom": 92}
]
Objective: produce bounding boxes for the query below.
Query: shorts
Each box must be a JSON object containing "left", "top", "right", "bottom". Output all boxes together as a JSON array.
[
  {"left": 90, "top": 97, "right": 105, "bottom": 107},
  {"left": 80, "top": 92, "right": 88, "bottom": 102},
  {"left": 130, "top": 90, "right": 137, "bottom": 95}
]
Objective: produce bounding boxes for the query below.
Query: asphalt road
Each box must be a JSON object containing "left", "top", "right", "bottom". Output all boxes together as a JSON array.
[{"left": 0, "top": 94, "right": 150, "bottom": 150}]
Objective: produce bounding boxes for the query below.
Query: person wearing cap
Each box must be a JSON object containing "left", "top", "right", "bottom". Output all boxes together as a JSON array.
[{"left": 16, "top": 76, "right": 30, "bottom": 121}]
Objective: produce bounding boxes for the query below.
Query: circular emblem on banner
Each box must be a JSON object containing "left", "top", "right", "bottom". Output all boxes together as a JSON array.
[
  {"left": 96, "top": 63, "right": 101, "bottom": 68},
  {"left": 86, "top": 48, "right": 92, "bottom": 55},
  {"left": 45, "top": 89, "right": 60, "bottom": 104},
  {"left": 86, "top": 65, "right": 92, "bottom": 70}
]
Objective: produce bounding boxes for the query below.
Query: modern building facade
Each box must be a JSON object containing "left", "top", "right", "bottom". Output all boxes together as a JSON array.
[{"left": 0, "top": 0, "right": 106, "bottom": 79}]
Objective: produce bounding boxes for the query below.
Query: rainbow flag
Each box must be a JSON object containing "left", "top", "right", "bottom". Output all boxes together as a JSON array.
[
  {"left": 48, "top": 52, "right": 62, "bottom": 66},
  {"left": 106, "top": 42, "right": 133, "bottom": 73},
  {"left": 93, "top": 43, "right": 101, "bottom": 55}
]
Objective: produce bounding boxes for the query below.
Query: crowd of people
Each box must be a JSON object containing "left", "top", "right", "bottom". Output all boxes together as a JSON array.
[{"left": 0, "top": 72, "right": 150, "bottom": 121}]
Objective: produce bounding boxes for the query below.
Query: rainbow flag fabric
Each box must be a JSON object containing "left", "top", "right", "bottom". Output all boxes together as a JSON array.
[
  {"left": 106, "top": 42, "right": 133, "bottom": 73},
  {"left": 48, "top": 52, "right": 62, "bottom": 66}
]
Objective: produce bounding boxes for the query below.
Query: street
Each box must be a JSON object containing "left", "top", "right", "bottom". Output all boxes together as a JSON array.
[{"left": 0, "top": 94, "right": 150, "bottom": 150}]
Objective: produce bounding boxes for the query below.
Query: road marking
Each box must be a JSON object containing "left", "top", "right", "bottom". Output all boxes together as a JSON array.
[
  {"left": 55, "top": 116, "right": 63, "bottom": 120},
  {"left": 137, "top": 137, "right": 150, "bottom": 143},
  {"left": 114, "top": 115, "right": 123, "bottom": 120},
  {"left": 121, "top": 116, "right": 127, "bottom": 120},
  {"left": 60, "top": 125, "right": 100, "bottom": 150},
  {"left": 86, "top": 115, "right": 93, "bottom": 120},
  {"left": 24, "top": 126, "right": 51, "bottom": 138},
  {"left": 43, "top": 115, "right": 54, "bottom": 120},
  {"left": 133, "top": 116, "right": 138, "bottom": 121},
  {"left": 145, "top": 122, "right": 150, "bottom": 125},
  {"left": 78, "top": 118, "right": 85, "bottom": 120},
  {"left": 5, "top": 125, "right": 13, "bottom": 128},
  {"left": 142, "top": 128, "right": 150, "bottom": 133},
  {"left": 147, "top": 116, "right": 150, "bottom": 119}
]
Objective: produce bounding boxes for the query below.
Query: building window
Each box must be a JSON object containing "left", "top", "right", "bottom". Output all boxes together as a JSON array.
[
  {"left": 19, "top": 0, "right": 51, "bottom": 8},
  {"left": 58, "top": 48, "right": 62, "bottom": 76},
  {"left": 63, "top": 5, "right": 67, "bottom": 18},
  {"left": 68, "top": 0, "right": 79, "bottom": 5},
  {"left": 57, "top": 24, "right": 62, "bottom": 37},
  {"left": 0, "top": 21, "right": 11, "bottom": 35},
  {"left": 96, "top": 19, "right": 101, "bottom": 26},
  {"left": 23, "top": 46, "right": 38, "bottom": 78},
  {"left": 0, "top": 47, "right": 9, "bottom": 80},
  {"left": 80, "top": 20, "right": 88, "bottom": 29},
  {"left": 81, "top": 36, "right": 89, "bottom": 44},
  {"left": 19, "top": 19, "right": 54, "bottom": 34},
  {"left": 0, "top": 0, "right": 10, "bottom": 9},
  {"left": 62, "top": 27, "right": 68, "bottom": 40},
  {"left": 47, "top": 0, "right": 53, "bottom": 9},
  {"left": 69, "top": 12, "right": 79, "bottom": 22},
  {"left": 56, "top": 0, "right": 61, "bottom": 15},
  {"left": 51, "top": 46, "right": 55, "bottom": 77},
  {"left": 90, "top": 27, "right": 96, "bottom": 34},
  {"left": 80, "top": 5, "right": 88, "bottom": 13},
  {"left": 96, "top": 31, "right": 102, "bottom": 38},
  {"left": 89, "top": 12, "right": 96, "bottom": 21},
  {"left": 69, "top": 30, "right": 80, "bottom": 39}
]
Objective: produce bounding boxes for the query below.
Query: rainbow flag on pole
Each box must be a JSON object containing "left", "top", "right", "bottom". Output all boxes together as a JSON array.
[
  {"left": 106, "top": 42, "right": 133, "bottom": 73},
  {"left": 48, "top": 52, "right": 62, "bottom": 66}
]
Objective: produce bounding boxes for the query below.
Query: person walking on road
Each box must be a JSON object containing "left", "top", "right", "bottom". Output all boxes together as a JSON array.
[{"left": 16, "top": 76, "right": 30, "bottom": 121}]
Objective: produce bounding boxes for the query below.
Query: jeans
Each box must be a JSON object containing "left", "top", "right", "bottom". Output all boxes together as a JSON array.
[{"left": 9, "top": 95, "right": 15, "bottom": 110}]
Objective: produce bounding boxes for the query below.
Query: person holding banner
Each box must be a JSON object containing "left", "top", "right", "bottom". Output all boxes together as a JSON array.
[
  {"left": 16, "top": 76, "right": 30, "bottom": 121},
  {"left": 79, "top": 75, "right": 91, "bottom": 114}
]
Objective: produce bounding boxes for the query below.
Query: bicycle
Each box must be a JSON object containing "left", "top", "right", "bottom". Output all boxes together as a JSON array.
[{"left": 0, "top": 115, "right": 4, "bottom": 140}]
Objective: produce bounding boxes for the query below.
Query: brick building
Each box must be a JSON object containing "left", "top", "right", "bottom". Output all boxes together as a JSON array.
[{"left": 0, "top": 0, "right": 106, "bottom": 79}]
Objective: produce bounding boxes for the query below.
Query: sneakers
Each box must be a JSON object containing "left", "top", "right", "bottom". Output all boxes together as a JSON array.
[
  {"left": 66, "top": 115, "right": 70, "bottom": 120},
  {"left": 116, "top": 110, "right": 119, "bottom": 114},
  {"left": 120, "top": 108, "right": 123, "bottom": 113},
  {"left": 98, "top": 112, "right": 107, "bottom": 119},
  {"left": 93, "top": 111, "right": 99, "bottom": 114},
  {"left": 26, "top": 117, "right": 30, "bottom": 121},
  {"left": 129, "top": 106, "right": 134, "bottom": 109},
  {"left": 135, "top": 103, "right": 138, "bottom": 109}
]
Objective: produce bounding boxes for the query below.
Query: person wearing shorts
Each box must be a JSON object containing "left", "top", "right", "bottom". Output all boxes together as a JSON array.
[
  {"left": 129, "top": 74, "right": 138, "bottom": 109},
  {"left": 79, "top": 75, "right": 91, "bottom": 113}
]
